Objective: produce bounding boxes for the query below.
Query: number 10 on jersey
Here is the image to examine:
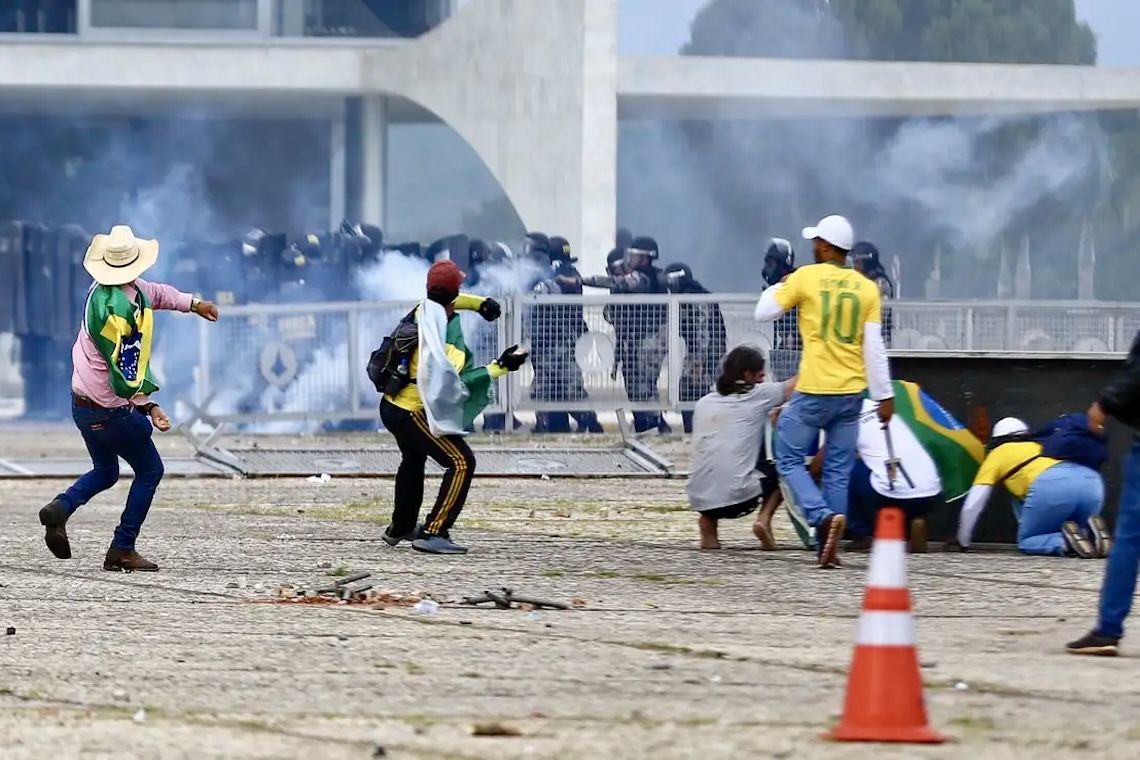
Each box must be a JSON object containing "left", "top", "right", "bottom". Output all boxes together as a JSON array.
[{"left": 820, "top": 290, "right": 861, "bottom": 344}]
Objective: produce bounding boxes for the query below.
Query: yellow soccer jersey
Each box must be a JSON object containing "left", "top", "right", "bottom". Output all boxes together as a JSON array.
[{"left": 773, "top": 262, "right": 881, "bottom": 394}]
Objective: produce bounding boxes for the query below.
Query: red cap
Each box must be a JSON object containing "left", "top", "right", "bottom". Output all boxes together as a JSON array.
[{"left": 426, "top": 260, "right": 465, "bottom": 294}]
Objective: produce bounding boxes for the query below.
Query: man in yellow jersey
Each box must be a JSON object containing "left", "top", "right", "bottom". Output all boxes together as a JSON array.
[
  {"left": 955, "top": 417, "right": 1108, "bottom": 557},
  {"left": 378, "top": 261, "right": 529, "bottom": 555},
  {"left": 753, "top": 215, "right": 894, "bottom": 568}
]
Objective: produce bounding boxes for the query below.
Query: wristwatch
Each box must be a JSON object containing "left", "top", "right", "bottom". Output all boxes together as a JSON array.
[
  {"left": 136, "top": 402, "right": 157, "bottom": 415},
  {"left": 190, "top": 297, "right": 201, "bottom": 312}
]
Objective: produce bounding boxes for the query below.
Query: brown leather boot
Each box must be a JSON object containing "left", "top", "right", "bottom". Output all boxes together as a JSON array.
[{"left": 103, "top": 546, "right": 159, "bottom": 572}]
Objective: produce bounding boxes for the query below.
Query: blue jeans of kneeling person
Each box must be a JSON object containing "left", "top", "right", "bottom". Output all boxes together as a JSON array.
[
  {"left": 1096, "top": 438, "right": 1140, "bottom": 639},
  {"left": 1014, "top": 462, "right": 1104, "bottom": 556},
  {"left": 775, "top": 391, "right": 862, "bottom": 527},
  {"left": 57, "top": 401, "right": 165, "bottom": 550}
]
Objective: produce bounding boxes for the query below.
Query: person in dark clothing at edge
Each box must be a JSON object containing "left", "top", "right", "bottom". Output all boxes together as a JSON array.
[
  {"left": 663, "top": 262, "right": 727, "bottom": 434},
  {"left": 583, "top": 236, "right": 671, "bottom": 434},
  {"left": 1066, "top": 332, "right": 1140, "bottom": 655},
  {"left": 527, "top": 236, "right": 604, "bottom": 434},
  {"left": 378, "top": 261, "right": 528, "bottom": 555},
  {"left": 848, "top": 241, "right": 894, "bottom": 348},
  {"left": 762, "top": 238, "right": 800, "bottom": 381}
]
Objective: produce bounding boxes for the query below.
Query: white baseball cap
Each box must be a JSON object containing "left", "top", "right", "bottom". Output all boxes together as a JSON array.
[{"left": 802, "top": 215, "right": 854, "bottom": 252}]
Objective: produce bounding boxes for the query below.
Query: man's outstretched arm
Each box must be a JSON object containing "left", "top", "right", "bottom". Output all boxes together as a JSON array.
[{"left": 754, "top": 276, "right": 798, "bottom": 323}]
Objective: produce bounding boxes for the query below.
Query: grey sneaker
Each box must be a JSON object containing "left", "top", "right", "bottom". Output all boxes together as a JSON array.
[
  {"left": 411, "top": 533, "right": 468, "bottom": 555},
  {"left": 1088, "top": 516, "right": 1112, "bottom": 558},
  {"left": 382, "top": 524, "right": 421, "bottom": 547},
  {"left": 1062, "top": 521, "right": 1096, "bottom": 558}
]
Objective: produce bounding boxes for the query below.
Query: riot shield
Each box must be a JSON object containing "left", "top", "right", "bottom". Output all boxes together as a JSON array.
[
  {"left": 23, "top": 223, "right": 53, "bottom": 339},
  {"left": 0, "top": 221, "right": 23, "bottom": 335},
  {"left": 53, "top": 224, "right": 87, "bottom": 341}
]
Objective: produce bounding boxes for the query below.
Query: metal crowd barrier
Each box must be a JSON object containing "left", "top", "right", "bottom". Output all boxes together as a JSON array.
[{"left": 186, "top": 295, "right": 1140, "bottom": 427}]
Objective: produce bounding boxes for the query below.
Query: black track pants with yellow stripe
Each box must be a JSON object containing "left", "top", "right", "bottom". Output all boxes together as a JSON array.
[{"left": 380, "top": 399, "right": 476, "bottom": 537}]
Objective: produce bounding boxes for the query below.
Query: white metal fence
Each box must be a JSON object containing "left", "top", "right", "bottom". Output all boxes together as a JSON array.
[{"left": 182, "top": 295, "right": 1140, "bottom": 426}]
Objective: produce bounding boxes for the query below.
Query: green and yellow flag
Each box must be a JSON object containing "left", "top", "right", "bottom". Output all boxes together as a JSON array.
[
  {"left": 889, "top": 380, "right": 985, "bottom": 501},
  {"left": 86, "top": 284, "right": 158, "bottom": 399}
]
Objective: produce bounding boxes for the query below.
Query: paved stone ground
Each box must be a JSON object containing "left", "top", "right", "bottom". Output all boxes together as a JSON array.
[{"left": 1, "top": 428, "right": 1138, "bottom": 759}]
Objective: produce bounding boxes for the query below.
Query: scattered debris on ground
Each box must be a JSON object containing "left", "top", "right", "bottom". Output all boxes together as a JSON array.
[{"left": 461, "top": 587, "right": 575, "bottom": 611}]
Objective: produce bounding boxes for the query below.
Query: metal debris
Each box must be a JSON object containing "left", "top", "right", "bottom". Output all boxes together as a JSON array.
[{"left": 460, "top": 588, "right": 571, "bottom": 611}]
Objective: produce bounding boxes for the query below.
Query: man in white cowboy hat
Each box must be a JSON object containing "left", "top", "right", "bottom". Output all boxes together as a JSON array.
[{"left": 37, "top": 225, "right": 219, "bottom": 572}]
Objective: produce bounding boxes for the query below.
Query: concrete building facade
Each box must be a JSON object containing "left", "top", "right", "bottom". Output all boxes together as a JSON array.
[{"left": 4, "top": 0, "right": 1140, "bottom": 272}]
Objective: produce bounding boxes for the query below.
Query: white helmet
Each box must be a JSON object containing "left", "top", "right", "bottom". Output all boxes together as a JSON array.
[{"left": 992, "top": 417, "right": 1029, "bottom": 439}]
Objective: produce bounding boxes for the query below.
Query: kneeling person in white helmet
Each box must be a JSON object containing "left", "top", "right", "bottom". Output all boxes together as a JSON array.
[
  {"left": 955, "top": 416, "right": 1110, "bottom": 557},
  {"left": 844, "top": 398, "right": 943, "bottom": 553},
  {"left": 687, "top": 346, "right": 796, "bottom": 549}
]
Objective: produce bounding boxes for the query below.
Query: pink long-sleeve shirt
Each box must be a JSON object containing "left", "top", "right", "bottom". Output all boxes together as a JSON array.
[{"left": 71, "top": 278, "right": 194, "bottom": 409}]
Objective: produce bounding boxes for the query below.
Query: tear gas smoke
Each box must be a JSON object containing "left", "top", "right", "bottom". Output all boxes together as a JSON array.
[{"left": 618, "top": 0, "right": 1111, "bottom": 299}]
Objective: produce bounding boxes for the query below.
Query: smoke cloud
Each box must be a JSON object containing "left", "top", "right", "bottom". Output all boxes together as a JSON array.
[{"left": 617, "top": 0, "right": 1111, "bottom": 300}]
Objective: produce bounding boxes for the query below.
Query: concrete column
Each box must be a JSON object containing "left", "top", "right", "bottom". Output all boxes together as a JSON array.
[
  {"left": 360, "top": 95, "right": 388, "bottom": 228},
  {"left": 384, "top": 0, "right": 618, "bottom": 274},
  {"left": 328, "top": 105, "right": 347, "bottom": 230}
]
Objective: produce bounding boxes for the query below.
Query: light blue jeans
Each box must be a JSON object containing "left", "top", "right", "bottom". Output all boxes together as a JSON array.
[
  {"left": 775, "top": 391, "right": 863, "bottom": 528},
  {"left": 1018, "top": 462, "right": 1105, "bottom": 556}
]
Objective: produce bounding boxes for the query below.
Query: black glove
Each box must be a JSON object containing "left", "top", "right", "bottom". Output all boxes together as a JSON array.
[
  {"left": 495, "top": 345, "right": 529, "bottom": 372},
  {"left": 477, "top": 298, "right": 501, "bottom": 322}
]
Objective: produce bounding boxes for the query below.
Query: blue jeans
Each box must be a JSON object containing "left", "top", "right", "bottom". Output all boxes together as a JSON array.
[
  {"left": 1018, "top": 462, "right": 1104, "bottom": 556},
  {"left": 775, "top": 391, "right": 863, "bottom": 528},
  {"left": 1097, "top": 439, "right": 1140, "bottom": 639},
  {"left": 57, "top": 401, "right": 165, "bottom": 550}
]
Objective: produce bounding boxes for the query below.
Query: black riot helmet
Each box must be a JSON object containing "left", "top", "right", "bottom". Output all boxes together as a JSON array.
[
  {"left": 762, "top": 238, "right": 795, "bottom": 286},
  {"left": 469, "top": 238, "right": 491, "bottom": 267},
  {"left": 606, "top": 247, "right": 626, "bottom": 276},
  {"left": 848, "top": 240, "right": 882, "bottom": 275},
  {"left": 547, "top": 235, "right": 576, "bottom": 264},
  {"left": 522, "top": 231, "right": 549, "bottom": 258},
  {"left": 663, "top": 262, "right": 696, "bottom": 293},
  {"left": 624, "top": 236, "right": 658, "bottom": 269}
]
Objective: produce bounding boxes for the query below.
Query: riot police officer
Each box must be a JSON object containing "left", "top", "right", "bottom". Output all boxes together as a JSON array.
[
  {"left": 583, "top": 236, "right": 670, "bottom": 434},
  {"left": 849, "top": 241, "right": 894, "bottom": 348},
  {"left": 464, "top": 238, "right": 523, "bottom": 433},
  {"left": 762, "top": 238, "right": 800, "bottom": 381},
  {"left": 528, "top": 237, "right": 603, "bottom": 434},
  {"left": 664, "top": 262, "right": 727, "bottom": 434}
]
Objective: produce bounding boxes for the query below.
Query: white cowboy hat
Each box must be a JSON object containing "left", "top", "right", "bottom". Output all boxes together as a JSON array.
[{"left": 83, "top": 225, "right": 159, "bottom": 286}]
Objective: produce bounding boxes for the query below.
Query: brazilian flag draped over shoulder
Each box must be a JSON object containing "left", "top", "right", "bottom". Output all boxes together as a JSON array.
[
  {"left": 445, "top": 314, "right": 494, "bottom": 428},
  {"left": 889, "top": 380, "right": 985, "bottom": 501},
  {"left": 86, "top": 284, "right": 159, "bottom": 399}
]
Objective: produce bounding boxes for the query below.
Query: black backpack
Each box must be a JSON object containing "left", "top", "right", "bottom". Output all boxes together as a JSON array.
[{"left": 366, "top": 308, "right": 419, "bottom": 395}]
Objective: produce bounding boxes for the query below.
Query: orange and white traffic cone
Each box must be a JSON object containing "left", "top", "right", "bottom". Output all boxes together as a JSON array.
[{"left": 824, "top": 507, "right": 945, "bottom": 743}]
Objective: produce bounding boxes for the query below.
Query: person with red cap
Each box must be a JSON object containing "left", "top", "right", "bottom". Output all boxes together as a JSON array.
[{"left": 377, "top": 260, "right": 529, "bottom": 554}]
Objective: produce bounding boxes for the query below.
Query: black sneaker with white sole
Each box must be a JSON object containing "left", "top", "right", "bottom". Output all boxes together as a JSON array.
[
  {"left": 382, "top": 524, "right": 422, "bottom": 547},
  {"left": 1088, "top": 515, "right": 1112, "bottom": 558},
  {"left": 1066, "top": 630, "right": 1120, "bottom": 656},
  {"left": 817, "top": 513, "right": 845, "bottom": 569},
  {"left": 1062, "top": 521, "right": 1096, "bottom": 558}
]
